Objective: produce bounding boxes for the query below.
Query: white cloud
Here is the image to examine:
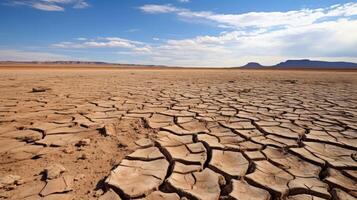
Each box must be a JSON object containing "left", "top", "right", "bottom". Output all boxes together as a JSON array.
[
  {"left": 129, "top": 2, "right": 357, "bottom": 66},
  {"left": 6, "top": 0, "right": 90, "bottom": 11},
  {"left": 53, "top": 37, "right": 151, "bottom": 55},
  {"left": 0, "top": 49, "right": 71, "bottom": 61},
  {"left": 32, "top": 2, "right": 64, "bottom": 11},
  {"left": 178, "top": 0, "right": 190, "bottom": 3},
  {"left": 125, "top": 28, "right": 140, "bottom": 33},
  {"left": 139, "top": 4, "right": 180, "bottom": 14},
  {"left": 76, "top": 37, "right": 87, "bottom": 41},
  {"left": 139, "top": 3, "right": 357, "bottom": 30},
  {"left": 52, "top": 17, "right": 357, "bottom": 67},
  {"left": 49, "top": 3, "right": 357, "bottom": 67},
  {"left": 73, "top": 1, "right": 89, "bottom": 9},
  {"left": 142, "top": 18, "right": 357, "bottom": 66}
]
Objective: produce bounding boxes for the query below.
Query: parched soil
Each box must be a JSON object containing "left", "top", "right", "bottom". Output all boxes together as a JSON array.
[{"left": 0, "top": 68, "right": 356, "bottom": 200}]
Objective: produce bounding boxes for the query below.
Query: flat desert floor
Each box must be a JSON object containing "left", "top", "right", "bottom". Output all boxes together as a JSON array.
[{"left": 0, "top": 67, "right": 356, "bottom": 200}]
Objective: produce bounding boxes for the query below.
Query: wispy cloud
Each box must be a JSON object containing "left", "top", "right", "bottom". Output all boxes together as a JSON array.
[
  {"left": 133, "top": 2, "right": 357, "bottom": 66},
  {"left": 50, "top": 3, "right": 357, "bottom": 67},
  {"left": 52, "top": 18, "right": 357, "bottom": 66},
  {"left": 140, "top": 4, "right": 179, "bottom": 14},
  {"left": 53, "top": 37, "right": 152, "bottom": 54},
  {"left": 6, "top": 0, "right": 90, "bottom": 11},
  {"left": 125, "top": 28, "right": 140, "bottom": 33},
  {"left": 139, "top": 3, "right": 357, "bottom": 30},
  {"left": 76, "top": 37, "right": 87, "bottom": 41},
  {"left": 145, "top": 19, "right": 357, "bottom": 66}
]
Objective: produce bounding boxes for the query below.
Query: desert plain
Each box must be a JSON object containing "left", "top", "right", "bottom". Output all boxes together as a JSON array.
[{"left": 0, "top": 65, "right": 356, "bottom": 200}]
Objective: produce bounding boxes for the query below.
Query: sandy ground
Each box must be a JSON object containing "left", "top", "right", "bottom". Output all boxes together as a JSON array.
[{"left": 0, "top": 67, "right": 356, "bottom": 200}]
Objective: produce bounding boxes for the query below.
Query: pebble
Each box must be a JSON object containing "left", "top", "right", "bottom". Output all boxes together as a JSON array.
[
  {"left": 78, "top": 153, "right": 88, "bottom": 160},
  {"left": 44, "top": 164, "right": 66, "bottom": 180},
  {"left": 76, "top": 138, "right": 91, "bottom": 147}
]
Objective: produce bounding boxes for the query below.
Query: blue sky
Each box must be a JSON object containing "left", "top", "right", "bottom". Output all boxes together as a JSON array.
[{"left": 1, "top": 0, "right": 357, "bottom": 67}]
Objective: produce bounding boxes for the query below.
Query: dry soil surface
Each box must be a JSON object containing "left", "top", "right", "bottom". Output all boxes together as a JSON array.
[{"left": 0, "top": 68, "right": 356, "bottom": 200}]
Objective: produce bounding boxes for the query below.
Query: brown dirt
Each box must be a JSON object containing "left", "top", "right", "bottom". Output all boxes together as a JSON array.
[{"left": 0, "top": 66, "right": 356, "bottom": 200}]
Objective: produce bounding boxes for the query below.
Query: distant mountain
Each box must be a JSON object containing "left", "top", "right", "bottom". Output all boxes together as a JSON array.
[
  {"left": 2, "top": 59, "right": 357, "bottom": 69},
  {"left": 241, "top": 62, "right": 264, "bottom": 68},
  {"left": 273, "top": 59, "right": 357, "bottom": 69}
]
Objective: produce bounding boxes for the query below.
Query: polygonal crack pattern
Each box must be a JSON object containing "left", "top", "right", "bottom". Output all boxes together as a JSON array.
[{"left": 0, "top": 69, "right": 356, "bottom": 199}]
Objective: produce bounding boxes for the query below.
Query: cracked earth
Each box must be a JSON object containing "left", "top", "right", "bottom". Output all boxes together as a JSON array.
[{"left": 0, "top": 68, "right": 356, "bottom": 200}]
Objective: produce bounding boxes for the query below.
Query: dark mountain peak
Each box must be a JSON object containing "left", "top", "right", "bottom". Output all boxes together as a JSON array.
[
  {"left": 274, "top": 59, "right": 357, "bottom": 68},
  {"left": 242, "top": 62, "right": 264, "bottom": 68}
]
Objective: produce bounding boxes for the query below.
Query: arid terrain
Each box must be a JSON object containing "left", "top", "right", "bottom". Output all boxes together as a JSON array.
[{"left": 0, "top": 66, "right": 356, "bottom": 200}]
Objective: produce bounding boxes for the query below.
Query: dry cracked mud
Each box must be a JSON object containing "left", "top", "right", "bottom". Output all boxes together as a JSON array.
[{"left": 0, "top": 67, "right": 356, "bottom": 200}]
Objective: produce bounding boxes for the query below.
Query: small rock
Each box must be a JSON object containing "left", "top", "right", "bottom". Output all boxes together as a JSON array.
[
  {"left": 44, "top": 164, "right": 66, "bottom": 180},
  {"left": 78, "top": 153, "right": 88, "bottom": 160},
  {"left": 103, "top": 124, "right": 116, "bottom": 136},
  {"left": 6, "top": 185, "right": 16, "bottom": 190},
  {"left": 76, "top": 138, "right": 91, "bottom": 147},
  {"left": 94, "top": 189, "right": 104, "bottom": 197},
  {"left": 218, "top": 176, "right": 226, "bottom": 186},
  {"left": 63, "top": 147, "right": 75, "bottom": 154},
  {"left": 281, "top": 79, "right": 298, "bottom": 84},
  {"left": 74, "top": 174, "right": 85, "bottom": 181},
  {"left": 0, "top": 175, "right": 23, "bottom": 190},
  {"left": 241, "top": 88, "right": 251, "bottom": 93},
  {"left": 117, "top": 142, "right": 128, "bottom": 148},
  {"left": 14, "top": 130, "right": 42, "bottom": 142},
  {"left": 16, "top": 179, "right": 24, "bottom": 185},
  {"left": 32, "top": 87, "right": 51, "bottom": 93}
]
